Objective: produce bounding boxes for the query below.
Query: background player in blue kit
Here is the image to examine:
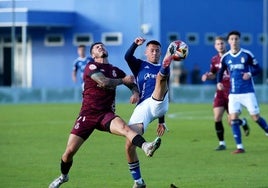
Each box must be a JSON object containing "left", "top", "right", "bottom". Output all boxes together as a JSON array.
[
  {"left": 124, "top": 37, "right": 174, "bottom": 187},
  {"left": 217, "top": 31, "right": 268, "bottom": 154},
  {"left": 72, "top": 45, "right": 93, "bottom": 89},
  {"left": 202, "top": 36, "right": 249, "bottom": 151}
]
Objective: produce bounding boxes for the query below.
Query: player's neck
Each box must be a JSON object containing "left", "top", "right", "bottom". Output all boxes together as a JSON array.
[
  {"left": 95, "top": 57, "right": 109, "bottom": 64},
  {"left": 219, "top": 51, "right": 226, "bottom": 57},
  {"left": 230, "top": 47, "right": 240, "bottom": 54}
]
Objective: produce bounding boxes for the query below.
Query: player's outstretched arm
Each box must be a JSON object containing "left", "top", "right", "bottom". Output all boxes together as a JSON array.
[{"left": 91, "top": 72, "right": 124, "bottom": 89}]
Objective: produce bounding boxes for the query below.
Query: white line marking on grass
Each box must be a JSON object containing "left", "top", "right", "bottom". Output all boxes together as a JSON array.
[{"left": 167, "top": 111, "right": 212, "bottom": 120}]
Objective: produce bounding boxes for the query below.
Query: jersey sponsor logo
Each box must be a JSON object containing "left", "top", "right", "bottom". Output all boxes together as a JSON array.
[
  {"left": 230, "top": 64, "right": 244, "bottom": 71},
  {"left": 89, "top": 64, "right": 97, "bottom": 70},
  {"left": 144, "top": 73, "right": 157, "bottom": 80}
]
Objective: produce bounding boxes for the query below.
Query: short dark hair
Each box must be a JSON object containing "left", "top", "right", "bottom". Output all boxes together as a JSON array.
[
  {"left": 90, "top": 42, "right": 103, "bottom": 55},
  {"left": 78, "top": 44, "right": 86, "bottom": 48},
  {"left": 146, "top": 40, "right": 161, "bottom": 47},
  {"left": 227, "top": 30, "right": 241, "bottom": 40}
]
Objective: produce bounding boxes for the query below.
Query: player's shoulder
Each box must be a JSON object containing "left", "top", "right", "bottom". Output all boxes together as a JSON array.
[
  {"left": 241, "top": 48, "right": 254, "bottom": 57},
  {"left": 219, "top": 51, "right": 230, "bottom": 63},
  {"left": 211, "top": 54, "right": 220, "bottom": 62}
]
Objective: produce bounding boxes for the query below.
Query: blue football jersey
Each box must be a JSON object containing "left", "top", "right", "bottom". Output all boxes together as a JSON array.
[
  {"left": 73, "top": 56, "right": 93, "bottom": 83},
  {"left": 125, "top": 43, "right": 161, "bottom": 104},
  {"left": 219, "top": 48, "right": 260, "bottom": 94},
  {"left": 135, "top": 61, "right": 161, "bottom": 103}
]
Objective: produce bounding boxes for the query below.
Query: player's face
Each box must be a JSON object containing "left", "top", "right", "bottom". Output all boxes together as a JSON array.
[
  {"left": 91, "top": 43, "right": 108, "bottom": 58},
  {"left": 77, "top": 47, "right": 86, "bottom": 57},
  {"left": 145, "top": 44, "right": 161, "bottom": 63},
  {"left": 228, "top": 35, "right": 240, "bottom": 50},
  {"left": 214, "top": 39, "right": 226, "bottom": 54}
]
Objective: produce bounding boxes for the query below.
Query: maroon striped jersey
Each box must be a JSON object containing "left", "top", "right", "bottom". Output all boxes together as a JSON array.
[
  {"left": 80, "top": 62, "right": 126, "bottom": 116},
  {"left": 210, "top": 54, "right": 230, "bottom": 92}
]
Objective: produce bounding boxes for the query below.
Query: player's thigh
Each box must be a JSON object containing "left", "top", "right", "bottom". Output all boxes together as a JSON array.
[
  {"left": 228, "top": 94, "right": 242, "bottom": 114},
  {"left": 242, "top": 93, "right": 260, "bottom": 115},
  {"left": 149, "top": 94, "right": 169, "bottom": 117},
  {"left": 129, "top": 99, "right": 152, "bottom": 130},
  {"left": 213, "top": 107, "right": 225, "bottom": 121}
]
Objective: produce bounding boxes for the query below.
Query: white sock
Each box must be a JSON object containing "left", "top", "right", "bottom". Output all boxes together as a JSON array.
[{"left": 135, "top": 178, "right": 143, "bottom": 184}]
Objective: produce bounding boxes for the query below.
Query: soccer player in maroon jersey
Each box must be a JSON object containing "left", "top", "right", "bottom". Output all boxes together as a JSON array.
[
  {"left": 49, "top": 42, "right": 160, "bottom": 188},
  {"left": 201, "top": 36, "right": 249, "bottom": 151}
]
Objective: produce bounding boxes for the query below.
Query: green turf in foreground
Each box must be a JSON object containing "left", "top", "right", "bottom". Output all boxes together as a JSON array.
[{"left": 0, "top": 103, "right": 267, "bottom": 188}]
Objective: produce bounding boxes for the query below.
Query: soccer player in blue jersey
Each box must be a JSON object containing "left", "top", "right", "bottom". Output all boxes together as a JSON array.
[
  {"left": 202, "top": 36, "right": 249, "bottom": 151},
  {"left": 217, "top": 31, "right": 268, "bottom": 154},
  {"left": 72, "top": 45, "right": 93, "bottom": 89},
  {"left": 124, "top": 37, "right": 173, "bottom": 187}
]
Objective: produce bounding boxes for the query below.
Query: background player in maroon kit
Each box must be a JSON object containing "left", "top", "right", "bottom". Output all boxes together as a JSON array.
[
  {"left": 49, "top": 42, "right": 161, "bottom": 188},
  {"left": 201, "top": 36, "right": 249, "bottom": 151}
]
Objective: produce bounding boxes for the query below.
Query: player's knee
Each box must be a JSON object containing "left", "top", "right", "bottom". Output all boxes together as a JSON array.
[
  {"left": 231, "top": 119, "right": 242, "bottom": 126},
  {"left": 251, "top": 114, "right": 259, "bottom": 122},
  {"left": 125, "top": 141, "right": 136, "bottom": 152}
]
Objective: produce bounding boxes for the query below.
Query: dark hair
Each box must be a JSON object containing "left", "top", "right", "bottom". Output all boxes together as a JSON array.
[
  {"left": 146, "top": 40, "right": 161, "bottom": 47},
  {"left": 78, "top": 44, "right": 86, "bottom": 48},
  {"left": 227, "top": 30, "right": 241, "bottom": 40},
  {"left": 90, "top": 42, "right": 103, "bottom": 55}
]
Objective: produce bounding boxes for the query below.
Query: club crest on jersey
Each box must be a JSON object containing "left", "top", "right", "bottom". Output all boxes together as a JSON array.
[
  {"left": 241, "top": 57, "right": 245, "bottom": 63},
  {"left": 89, "top": 64, "right": 97, "bottom": 70}
]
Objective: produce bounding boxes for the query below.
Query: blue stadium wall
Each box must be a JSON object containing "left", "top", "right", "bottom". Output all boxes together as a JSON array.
[{"left": 0, "top": 0, "right": 266, "bottom": 88}]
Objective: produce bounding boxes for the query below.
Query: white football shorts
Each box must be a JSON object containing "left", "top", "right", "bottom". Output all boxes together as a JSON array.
[
  {"left": 228, "top": 93, "right": 260, "bottom": 115},
  {"left": 128, "top": 93, "right": 169, "bottom": 131}
]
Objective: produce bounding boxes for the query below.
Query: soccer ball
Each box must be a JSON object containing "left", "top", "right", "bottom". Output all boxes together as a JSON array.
[{"left": 169, "top": 40, "right": 189, "bottom": 61}]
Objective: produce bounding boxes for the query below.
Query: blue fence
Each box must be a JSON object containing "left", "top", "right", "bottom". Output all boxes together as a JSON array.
[{"left": 1, "top": 85, "right": 267, "bottom": 104}]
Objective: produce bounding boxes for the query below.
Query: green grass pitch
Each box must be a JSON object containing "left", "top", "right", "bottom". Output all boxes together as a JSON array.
[{"left": 0, "top": 103, "right": 268, "bottom": 188}]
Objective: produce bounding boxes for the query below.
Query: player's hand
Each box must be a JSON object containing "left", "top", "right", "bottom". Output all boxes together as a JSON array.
[
  {"left": 129, "top": 91, "right": 139, "bottom": 104},
  {"left": 242, "top": 72, "right": 252, "bottom": 80},
  {"left": 201, "top": 72, "right": 209, "bottom": 82},
  {"left": 134, "top": 37, "right": 146, "bottom": 46},
  {"left": 201, "top": 72, "right": 215, "bottom": 81},
  {"left": 217, "top": 83, "right": 224, "bottom": 90},
  {"left": 157, "top": 123, "right": 168, "bottom": 137},
  {"left": 122, "top": 75, "right": 135, "bottom": 85}
]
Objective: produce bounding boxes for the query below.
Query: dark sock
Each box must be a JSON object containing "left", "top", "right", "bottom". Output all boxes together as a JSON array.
[
  {"left": 215, "top": 121, "right": 224, "bottom": 142},
  {"left": 132, "top": 135, "right": 146, "bottom": 148},
  {"left": 61, "top": 159, "right": 73, "bottom": 175},
  {"left": 256, "top": 117, "right": 268, "bottom": 133}
]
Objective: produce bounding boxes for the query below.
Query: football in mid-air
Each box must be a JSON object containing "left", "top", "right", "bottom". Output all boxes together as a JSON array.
[{"left": 169, "top": 40, "right": 189, "bottom": 61}]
